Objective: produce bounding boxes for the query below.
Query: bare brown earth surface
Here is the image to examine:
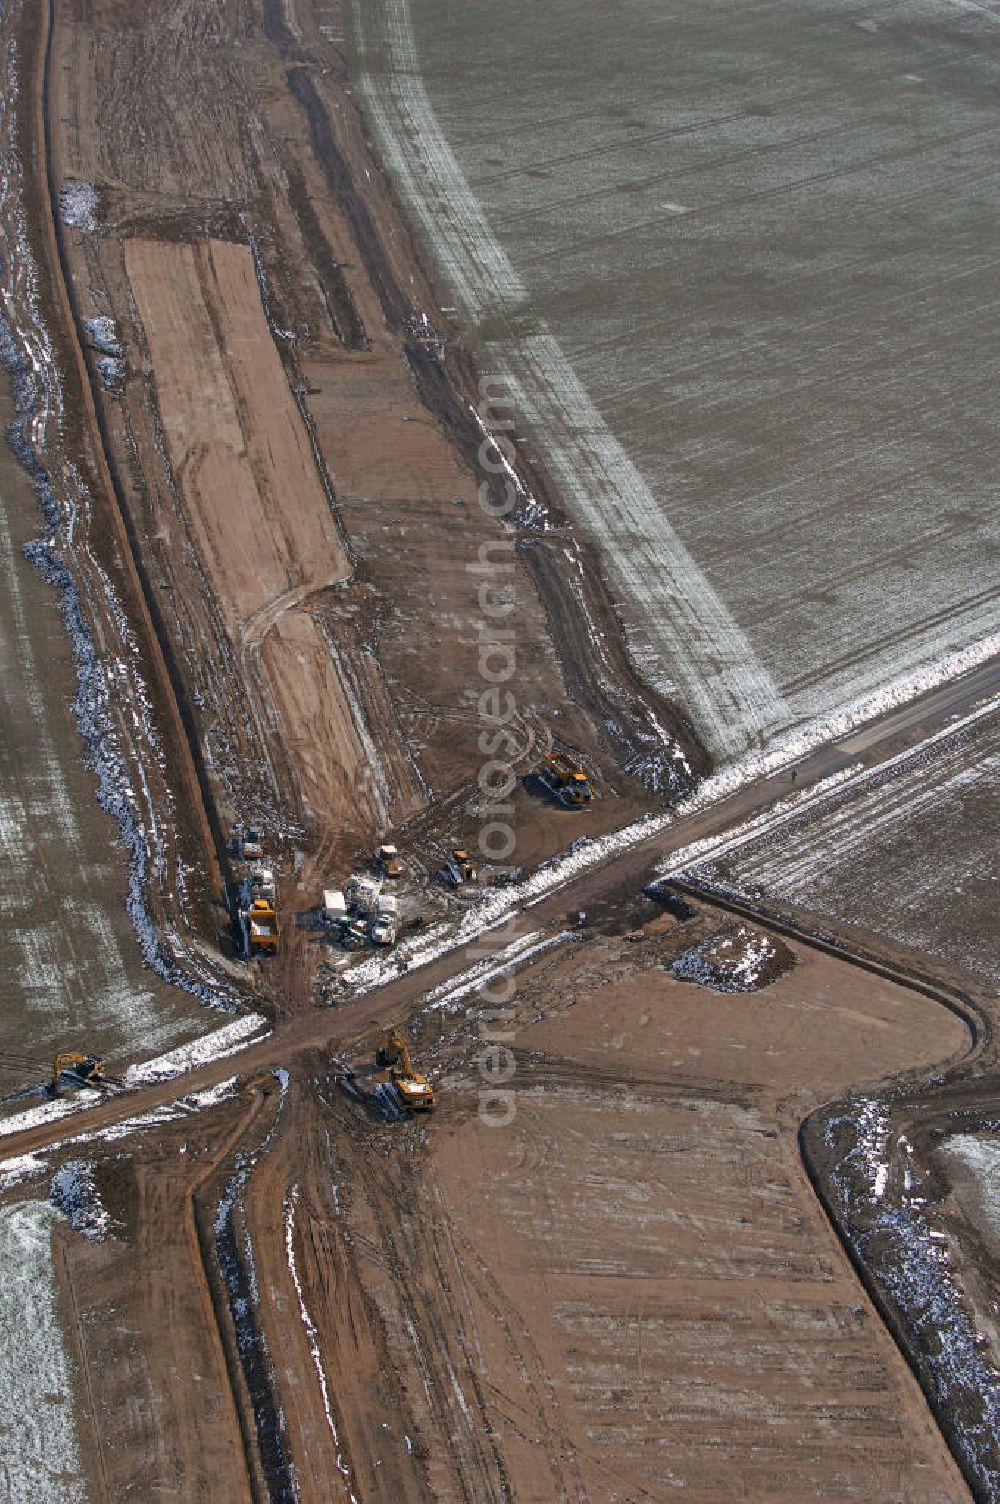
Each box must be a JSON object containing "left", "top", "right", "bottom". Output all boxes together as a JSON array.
[
  {"left": 46, "top": 0, "right": 703, "bottom": 907},
  {"left": 26, "top": 913, "right": 972, "bottom": 1503},
  {"left": 1, "top": 0, "right": 995, "bottom": 1500}
]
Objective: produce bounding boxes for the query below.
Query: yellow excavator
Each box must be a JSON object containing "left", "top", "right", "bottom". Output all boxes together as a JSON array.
[
  {"left": 51, "top": 1052, "right": 106, "bottom": 1097},
  {"left": 376, "top": 1029, "right": 435, "bottom": 1111}
]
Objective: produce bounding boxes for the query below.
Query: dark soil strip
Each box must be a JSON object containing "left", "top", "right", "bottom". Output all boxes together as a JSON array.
[
  {"left": 287, "top": 65, "right": 407, "bottom": 332},
  {"left": 39, "top": 0, "right": 233, "bottom": 918},
  {"left": 521, "top": 535, "right": 711, "bottom": 789},
  {"left": 212, "top": 1181, "right": 297, "bottom": 1504},
  {"left": 285, "top": 159, "right": 368, "bottom": 348},
  {"left": 287, "top": 61, "right": 710, "bottom": 794},
  {"left": 262, "top": 0, "right": 300, "bottom": 58}
]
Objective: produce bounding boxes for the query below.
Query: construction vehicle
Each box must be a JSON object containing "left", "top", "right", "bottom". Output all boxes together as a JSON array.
[
  {"left": 249, "top": 864, "right": 276, "bottom": 901},
  {"left": 540, "top": 751, "right": 594, "bottom": 807},
  {"left": 376, "top": 1029, "right": 434, "bottom": 1111},
  {"left": 323, "top": 888, "right": 347, "bottom": 923},
  {"left": 444, "top": 848, "right": 477, "bottom": 886},
  {"left": 371, "top": 912, "right": 397, "bottom": 946},
  {"left": 245, "top": 896, "right": 279, "bottom": 953},
  {"left": 239, "top": 826, "right": 264, "bottom": 860},
  {"left": 51, "top": 1052, "right": 105, "bottom": 1097},
  {"left": 370, "top": 894, "right": 398, "bottom": 946},
  {"left": 375, "top": 844, "right": 404, "bottom": 879},
  {"left": 337, "top": 915, "right": 369, "bottom": 949},
  {"left": 346, "top": 873, "right": 382, "bottom": 915}
]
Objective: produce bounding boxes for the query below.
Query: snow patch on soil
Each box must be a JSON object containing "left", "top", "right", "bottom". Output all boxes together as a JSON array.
[
  {"left": 425, "top": 930, "right": 574, "bottom": 1012},
  {"left": 50, "top": 1160, "right": 115, "bottom": 1241},
  {"left": 123, "top": 1012, "right": 269, "bottom": 1087},
  {"left": 82, "top": 315, "right": 120, "bottom": 356},
  {"left": 94, "top": 1078, "right": 239, "bottom": 1144},
  {"left": 0, "top": 1202, "right": 87, "bottom": 1502},
  {"left": 823, "top": 1101, "right": 1000, "bottom": 1496},
  {"left": 671, "top": 925, "right": 787, "bottom": 993},
  {"left": 58, "top": 179, "right": 97, "bottom": 230},
  {"left": 941, "top": 1135, "right": 1000, "bottom": 1239}
]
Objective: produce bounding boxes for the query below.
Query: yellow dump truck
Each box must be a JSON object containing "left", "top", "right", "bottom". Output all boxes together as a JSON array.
[
  {"left": 541, "top": 752, "right": 594, "bottom": 806},
  {"left": 375, "top": 843, "right": 404, "bottom": 879},
  {"left": 247, "top": 897, "right": 279, "bottom": 953}
]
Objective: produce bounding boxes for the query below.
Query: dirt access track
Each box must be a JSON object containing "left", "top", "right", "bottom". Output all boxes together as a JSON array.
[
  {"left": 40, "top": 0, "right": 705, "bottom": 912},
  {"left": 27, "top": 904, "right": 974, "bottom": 1502},
  {"left": 12, "top": 0, "right": 996, "bottom": 1499}
]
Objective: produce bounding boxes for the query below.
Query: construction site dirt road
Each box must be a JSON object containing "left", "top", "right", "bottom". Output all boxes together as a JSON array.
[{"left": 0, "top": 0, "right": 998, "bottom": 1499}]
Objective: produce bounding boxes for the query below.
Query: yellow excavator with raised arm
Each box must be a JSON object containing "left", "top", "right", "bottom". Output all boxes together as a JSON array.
[
  {"left": 51, "top": 1052, "right": 106, "bottom": 1096},
  {"left": 376, "top": 1029, "right": 435, "bottom": 1111}
]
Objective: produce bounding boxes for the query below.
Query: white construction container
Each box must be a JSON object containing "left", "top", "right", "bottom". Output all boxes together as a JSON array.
[
  {"left": 375, "top": 893, "right": 398, "bottom": 917},
  {"left": 323, "top": 889, "right": 347, "bottom": 922}
]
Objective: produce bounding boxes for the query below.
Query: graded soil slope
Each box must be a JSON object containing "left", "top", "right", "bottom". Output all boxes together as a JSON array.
[
  {"left": 41, "top": 0, "right": 704, "bottom": 903},
  {"left": 125, "top": 236, "right": 374, "bottom": 834}
]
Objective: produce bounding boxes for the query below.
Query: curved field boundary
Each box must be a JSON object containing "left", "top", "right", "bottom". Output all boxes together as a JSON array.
[
  {"left": 798, "top": 1107, "right": 987, "bottom": 1504},
  {"left": 665, "top": 876, "right": 990, "bottom": 1059},
  {"left": 667, "top": 873, "right": 992, "bottom": 1501},
  {"left": 349, "top": 0, "right": 786, "bottom": 761}
]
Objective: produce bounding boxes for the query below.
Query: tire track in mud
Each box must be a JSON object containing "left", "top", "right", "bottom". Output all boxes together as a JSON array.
[
  {"left": 36, "top": 0, "right": 229, "bottom": 905},
  {"left": 422, "top": 1163, "right": 590, "bottom": 1504},
  {"left": 192, "top": 1076, "right": 294, "bottom": 1504},
  {"left": 337, "top": 1125, "right": 513, "bottom": 1503},
  {"left": 284, "top": 60, "right": 710, "bottom": 796},
  {"left": 666, "top": 878, "right": 997, "bottom": 1500}
]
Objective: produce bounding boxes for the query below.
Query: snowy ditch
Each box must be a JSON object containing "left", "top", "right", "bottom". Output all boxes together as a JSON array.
[
  {"left": 0, "top": 32, "right": 245, "bottom": 1082},
  {"left": 0, "top": 1201, "right": 88, "bottom": 1503},
  {"left": 213, "top": 1071, "right": 298, "bottom": 1504},
  {"left": 819, "top": 1099, "right": 1000, "bottom": 1498}
]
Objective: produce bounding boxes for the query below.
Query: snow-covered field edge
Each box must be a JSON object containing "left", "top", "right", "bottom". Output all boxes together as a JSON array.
[
  {"left": 0, "top": 1202, "right": 88, "bottom": 1502},
  {"left": 0, "top": 1012, "right": 268, "bottom": 1146},
  {"left": 0, "top": 16, "right": 244, "bottom": 1019},
  {"left": 806, "top": 1099, "right": 1000, "bottom": 1500}
]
